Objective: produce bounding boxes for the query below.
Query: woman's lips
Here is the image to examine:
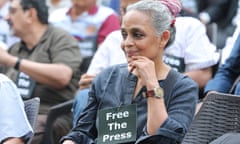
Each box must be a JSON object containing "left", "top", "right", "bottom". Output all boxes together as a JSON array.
[{"left": 126, "top": 51, "right": 138, "bottom": 57}]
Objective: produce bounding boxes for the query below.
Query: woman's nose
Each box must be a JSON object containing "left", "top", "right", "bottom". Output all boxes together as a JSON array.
[{"left": 124, "top": 35, "right": 134, "bottom": 47}]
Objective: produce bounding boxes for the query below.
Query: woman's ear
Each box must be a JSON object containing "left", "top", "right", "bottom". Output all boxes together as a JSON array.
[{"left": 159, "top": 30, "right": 170, "bottom": 48}]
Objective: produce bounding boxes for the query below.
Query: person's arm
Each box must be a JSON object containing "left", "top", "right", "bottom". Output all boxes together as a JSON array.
[
  {"left": 145, "top": 77, "right": 198, "bottom": 142},
  {"left": 184, "top": 67, "right": 212, "bottom": 89},
  {"left": 17, "top": 59, "right": 72, "bottom": 89},
  {"left": 78, "top": 73, "right": 96, "bottom": 89},
  {"left": 0, "top": 48, "right": 72, "bottom": 89},
  {"left": 130, "top": 56, "right": 198, "bottom": 143},
  {"left": 3, "top": 138, "right": 24, "bottom": 144},
  {"left": 204, "top": 33, "right": 240, "bottom": 94},
  {"left": 176, "top": 17, "right": 219, "bottom": 89},
  {"left": 130, "top": 56, "right": 168, "bottom": 134}
]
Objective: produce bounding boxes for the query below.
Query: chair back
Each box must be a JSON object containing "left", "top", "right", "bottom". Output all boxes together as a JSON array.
[
  {"left": 24, "top": 97, "right": 40, "bottom": 144},
  {"left": 40, "top": 99, "right": 74, "bottom": 144},
  {"left": 182, "top": 92, "right": 240, "bottom": 144}
]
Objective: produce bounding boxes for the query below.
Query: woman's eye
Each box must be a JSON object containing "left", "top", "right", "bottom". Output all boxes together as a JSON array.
[
  {"left": 133, "top": 33, "right": 143, "bottom": 39},
  {"left": 121, "top": 32, "right": 127, "bottom": 40},
  {"left": 121, "top": 31, "right": 144, "bottom": 40}
]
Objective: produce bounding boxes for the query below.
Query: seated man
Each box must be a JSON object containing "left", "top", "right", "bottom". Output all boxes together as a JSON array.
[
  {"left": 49, "top": 0, "right": 120, "bottom": 73},
  {"left": 0, "top": 0, "right": 82, "bottom": 143},
  {"left": 0, "top": 73, "right": 33, "bottom": 144},
  {"left": 72, "top": 0, "right": 219, "bottom": 125}
]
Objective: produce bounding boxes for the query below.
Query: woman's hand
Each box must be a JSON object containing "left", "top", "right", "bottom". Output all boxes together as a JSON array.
[{"left": 129, "top": 56, "right": 159, "bottom": 89}]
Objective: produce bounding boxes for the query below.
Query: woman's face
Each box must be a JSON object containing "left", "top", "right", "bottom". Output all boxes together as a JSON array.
[{"left": 121, "top": 10, "right": 166, "bottom": 62}]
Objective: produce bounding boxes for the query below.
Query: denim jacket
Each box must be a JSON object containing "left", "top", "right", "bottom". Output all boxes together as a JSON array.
[
  {"left": 205, "top": 33, "right": 240, "bottom": 94},
  {"left": 61, "top": 64, "right": 198, "bottom": 144}
]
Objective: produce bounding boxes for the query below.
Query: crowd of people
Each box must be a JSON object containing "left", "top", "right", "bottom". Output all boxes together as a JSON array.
[{"left": 0, "top": 0, "right": 240, "bottom": 143}]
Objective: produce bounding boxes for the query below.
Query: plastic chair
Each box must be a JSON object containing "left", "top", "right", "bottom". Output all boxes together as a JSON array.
[
  {"left": 24, "top": 97, "right": 40, "bottom": 144},
  {"left": 40, "top": 99, "right": 74, "bottom": 144},
  {"left": 182, "top": 92, "right": 240, "bottom": 144}
]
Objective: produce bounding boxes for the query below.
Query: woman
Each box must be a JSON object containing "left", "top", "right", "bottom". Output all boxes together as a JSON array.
[{"left": 61, "top": 0, "right": 198, "bottom": 143}]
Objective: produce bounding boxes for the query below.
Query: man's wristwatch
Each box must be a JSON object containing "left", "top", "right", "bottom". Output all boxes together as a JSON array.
[{"left": 146, "top": 87, "right": 164, "bottom": 99}]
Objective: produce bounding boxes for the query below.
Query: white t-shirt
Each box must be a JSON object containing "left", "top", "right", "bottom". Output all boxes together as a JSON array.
[
  {"left": 164, "top": 17, "right": 219, "bottom": 72},
  {"left": 87, "top": 30, "right": 125, "bottom": 75},
  {"left": 87, "top": 17, "right": 220, "bottom": 75},
  {"left": 0, "top": 74, "right": 33, "bottom": 142}
]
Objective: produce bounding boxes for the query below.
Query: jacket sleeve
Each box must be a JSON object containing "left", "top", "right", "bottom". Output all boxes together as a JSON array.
[
  {"left": 60, "top": 82, "right": 99, "bottom": 144},
  {"left": 136, "top": 76, "right": 198, "bottom": 143},
  {"left": 204, "top": 33, "right": 240, "bottom": 94}
]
